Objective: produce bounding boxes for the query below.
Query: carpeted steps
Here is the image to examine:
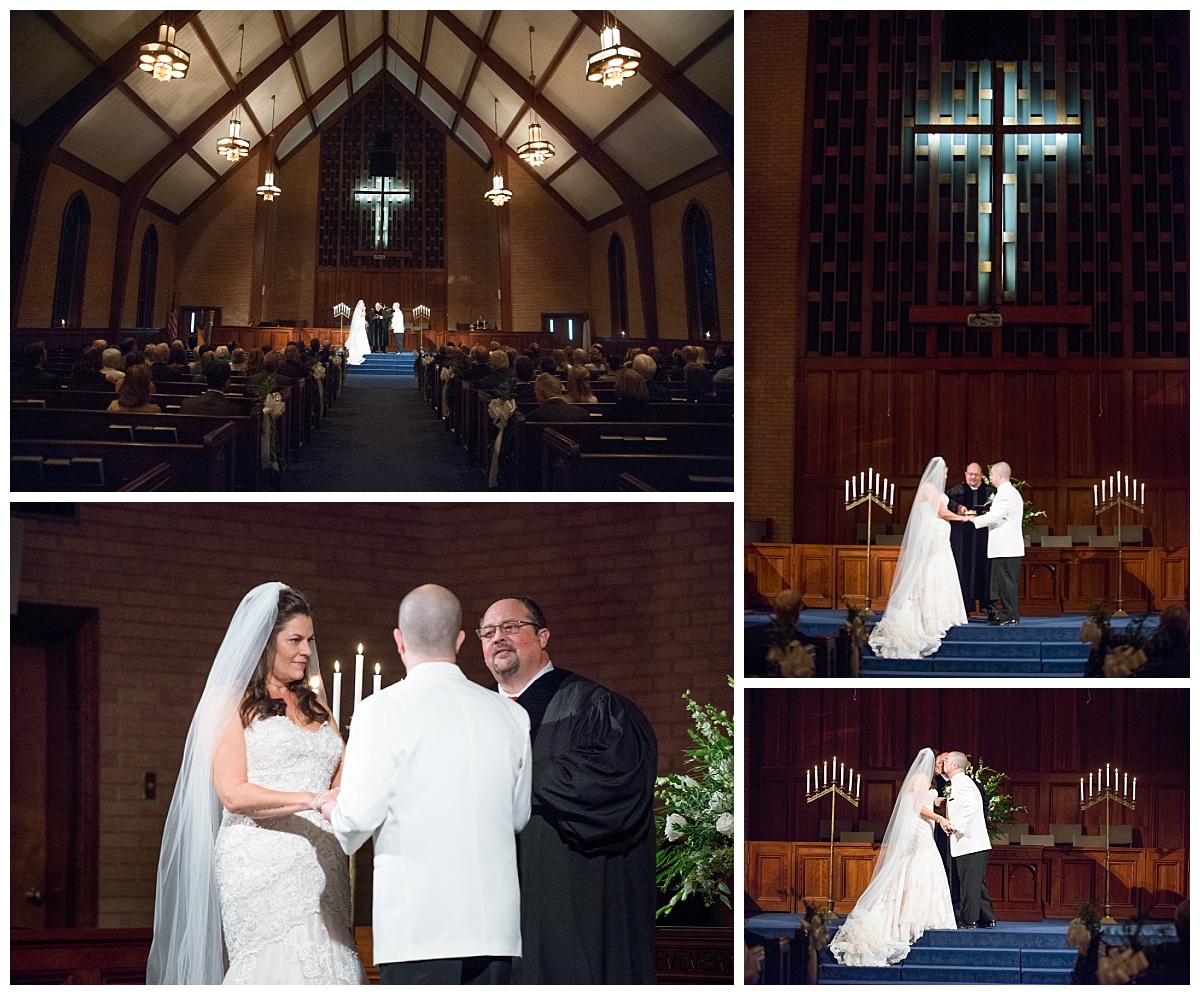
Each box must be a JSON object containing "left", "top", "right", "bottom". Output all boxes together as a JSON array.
[{"left": 350, "top": 352, "right": 414, "bottom": 377}]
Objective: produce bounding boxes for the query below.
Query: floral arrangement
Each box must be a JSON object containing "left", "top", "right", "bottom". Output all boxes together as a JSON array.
[
  {"left": 251, "top": 375, "right": 283, "bottom": 474},
  {"left": 654, "top": 681, "right": 733, "bottom": 917},
  {"left": 765, "top": 589, "right": 813, "bottom": 678},
  {"left": 951, "top": 756, "right": 1027, "bottom": 835},
  {"left": 981, "top": 465, "right": 1048, "bottom": 531}
]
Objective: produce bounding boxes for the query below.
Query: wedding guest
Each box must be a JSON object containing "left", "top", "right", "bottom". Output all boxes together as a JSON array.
[
  {"left": 478, "top": 597, "right": 657, "bottom": 983},
  {"left": 552, "top": 348, "right": 569, "bottom": 372},
  {"left": 512, "top": 357, "right": 537, "bottom": 404},
  {"left": 192, "top": 347, "right": 218, "bottom": 382},
  {"left": 67, "top": 347, "right": 110, "bottom": 391},
  {"left": 150, "top": 342, "right": 186, "bottom": 384},
  {"left": 180, "top": 363, "right": 242, "bottom": 416},
  {"left": 632, "top": 353, "right": 671, "bottom": 402},
  {"left": 684, "top": 362, "right": 717, "bottom": 402},
  {"left": 526, "top": 373, "right": 592, "bottom": 422},
  {"left": 461, "top": 345, "right": 492, "bottom": 383},
  {"left": 564, "top": 365, "right": 597, "bottom": 405},
  {"left": 243, "top": 348, "right": 265, "bottom": 379},
  {"left": 168, "top": 340, "right": 189, "bottom": 374},
  {"left": 478, "top": 350, "right": 513, "bottom": 392},
  {"left": 229, "top": 348, "right": 247, "bottom": 373},
  {"left": 99, "top": 347, "right": 126, "bottom": 385},
  {"left": 12, "top": 342, "right": 61, "bottom": 390},
  {"left": 106, "top": 364, "right": 161, "bottom": 414},
  {"left": 602, "top": 368, "right": 656, "bottom": 421}
]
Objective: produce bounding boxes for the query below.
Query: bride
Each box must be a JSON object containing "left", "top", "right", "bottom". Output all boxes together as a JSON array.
[
  {"left": 147, "top": 583, "right": 366, "bottom": 984},
  {"left": 829, "top": 748, "right": 957, "bottom": 967},
  {"left": 868, "top": 456, "right": 970, "bottom": 658},
  {"left": 345, "top": 300, "right": 369, "bottom": 366}
]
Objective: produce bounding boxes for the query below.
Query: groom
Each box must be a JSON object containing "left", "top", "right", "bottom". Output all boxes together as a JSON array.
[
  {"left": 943, "top": 752, "right": 995, "bottom": 929},
  {"left": 969, "top": 462, "right": 1024, "bottom": 625}
]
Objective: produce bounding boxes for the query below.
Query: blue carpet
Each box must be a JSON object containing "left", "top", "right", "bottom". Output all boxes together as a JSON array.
[
  {"left": 745, "top": 913, "right": 1177, "bottom": 985},
  {"left": 745, "top": 610, "right": 1160, "bottom": 678},
  {"left": 351, "top": 352, "right": 415, "bottom": 378}
]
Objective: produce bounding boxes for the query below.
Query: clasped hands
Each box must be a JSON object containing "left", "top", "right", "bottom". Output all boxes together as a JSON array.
[
  {"left": 937, "top": 815, "right": 958, "bottom": 836},
  {"left": 313, "top": 787, "right": 340, "bottom": 822}
]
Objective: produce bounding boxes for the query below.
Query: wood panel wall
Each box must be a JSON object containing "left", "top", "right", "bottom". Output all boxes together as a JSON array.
[
  {"left": 792, "top": 361, "right": 1189, "bottom": 546},
  {"left": 746, "top": 689, "right": 1189, "bottom": 850}
]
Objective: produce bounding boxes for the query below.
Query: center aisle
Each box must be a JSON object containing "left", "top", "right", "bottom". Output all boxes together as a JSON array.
[{"left": 284, "top": 373, "right": 484, "bottom": 491}]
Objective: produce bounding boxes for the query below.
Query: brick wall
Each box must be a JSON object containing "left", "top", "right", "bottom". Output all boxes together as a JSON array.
[
  {"left": 18, "top": 161, "right": 121, "bottom": 329},
  {"left": 651, "top": 172, "right": 735, "bottom": 348},
  {"left": 264, "top": 140, "right": 320, "bottom": 326},
  {"left": 14, "top": 500, "right": 733, "bottom": 927},
  {"left": 745, "top": 11, "right": 809, "bottom": 542},
  {"left": 446, "top": 143, "right": 502, "bottom": 328},
  {"left": 119, "top": 210, "right": 179, "bottom": 329}
]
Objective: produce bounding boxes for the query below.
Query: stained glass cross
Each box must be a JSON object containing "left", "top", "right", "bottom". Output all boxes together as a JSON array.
[{"left": 353, "top": 176, "right": 411, "bottom": 250}]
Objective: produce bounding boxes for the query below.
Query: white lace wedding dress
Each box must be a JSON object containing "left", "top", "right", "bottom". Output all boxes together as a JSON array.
[
  {"left": 829, "top": 789, "right": 956, "bottom": 966},
  {"left": 345, "top": 304, "right": 370, "bottom": 367},
  {"left": 213, "top": 717, "right": 366, "bottom": 985},
  {"left": 868, "top": 493, "right": 968, "bottom": 658}
]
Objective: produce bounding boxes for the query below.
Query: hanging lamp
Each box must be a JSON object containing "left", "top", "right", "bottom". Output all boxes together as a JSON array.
[
  {"left": 585, "top": 11, "right": 640, "bottom": 88},
  {"left": 517, "top": 26, "right": 555, "bottom": 168},
  {"left": 138, "top": 16, "right": 190, "bottom": 82},
  {"left": 256, "top": 96, "right": 281, "bottom": 200},
  {"left": 216, "top": 24, "right": 250, "bottom": 162},
  {"left": 485, "top": 98, "right": 512, "bottom": 207}
]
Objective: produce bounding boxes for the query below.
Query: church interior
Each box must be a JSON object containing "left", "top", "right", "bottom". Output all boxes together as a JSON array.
[
  {"left": 744, "top": 11, "right": 1189, "bottom": 677},
  {"left": 10, "top": 11, "right": 734, "bottom": 492},
  {"left": 745, "top": 688, "right": 1189, "bottom": 984},
  {"left": 9, "top": 500, "right": 734, "bottom": 982}
]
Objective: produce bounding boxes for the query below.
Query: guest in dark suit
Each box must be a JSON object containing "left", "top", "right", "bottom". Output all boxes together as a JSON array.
[
  {"left": 246, "top": 352, "right": 294, "bottom": 389},
  {"left": 180, "top": 363, "right": 242, "bottom": 416},
  {"left": 461, "top": 346, "right": 492, "bottom": 383},
  {"left": 150, "top": 343, "right": 186, "bottom": 385},
  {"left": 279, "top": 344, "right": 309, "bottom": 382},
  {"left": 478, "top": 351, "right": 514, "bottom": 393},
  {"left": 512, "top": 357, "right": 537, "bottom": 405},
  {"left": 526, "top": 374, "right": 593, "bottom": 422},
  {"left": 632, "top": 354, "right": 671, "bottom": 403},
  {"left": 603, "top": 368, "right": 657, "bottom": 422},
  {"left": 68, "top": 347, "right": 111, "bottom": 391},
  {"left": 13, "top": 342, "right": 61, "bottom": 390}
]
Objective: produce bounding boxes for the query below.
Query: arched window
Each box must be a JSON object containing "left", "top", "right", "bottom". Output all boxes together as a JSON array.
[
  {"left": 607, "top": 233, "right": 629, "bottom": 337},
  {"left": 682, "top": 202, "right": 720, "bottom": 341},
  {"left": 137, "top": 225, "right": 159, "bottom": 328},
  {"left": 52, "top": 192, "right": 91, "bottom": 328}
]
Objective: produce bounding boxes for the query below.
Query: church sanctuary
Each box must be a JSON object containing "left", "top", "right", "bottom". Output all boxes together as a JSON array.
[
  {"left": 744, "top": 688, "right": 1188, "bottom": 984},
  {"left": 744, "top": 12, "right": 1188, "bottom": 677},
  {"left": 10, "top": 500, "right": 734, "bottom": 983},
  {"left": 10, "top": 11, "right": 733, "bottom": 492}
]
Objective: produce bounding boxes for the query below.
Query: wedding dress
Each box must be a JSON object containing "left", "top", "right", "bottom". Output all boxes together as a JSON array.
[
  {"left": 829, "top": 750, "right": 956, "bottom": 967},
  {"left": 214, "top": 716, "right": 366, "bottom": 985},
  {"left": 868, "top": 457, "right": 968, "bottom": 658},
  {"left": 345, "top": 301, "right": 369, "bottom": 366}
]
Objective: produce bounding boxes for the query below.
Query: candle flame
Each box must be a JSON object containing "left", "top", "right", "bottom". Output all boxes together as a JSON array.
[
  {"left": 357, "top": 643, "right": 363, "bottom": 653},
  {"left": 375, "top": 663, "right": 381, "bottom": 675},
  {"left": 334, "top": 660, "right": 340, "bottom": 672}
]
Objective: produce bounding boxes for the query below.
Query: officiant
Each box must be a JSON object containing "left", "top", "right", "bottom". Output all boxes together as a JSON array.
[
  {"left": 948, "top": 463, "right": 995, "bottom": 618},
  {"left": 368, "top": 302, "right": 388, "bottom": 352}
]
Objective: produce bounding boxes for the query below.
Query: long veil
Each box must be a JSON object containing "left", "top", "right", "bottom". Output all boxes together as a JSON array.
[
  {"left": 146, "top": 582, "right": 328, "bottom": 984},
  {"left": 883, "top": 457, "right": 948, "bottom": 613},
  {"left": 346, "top": 300, "right": 368, "bottom": 366}
]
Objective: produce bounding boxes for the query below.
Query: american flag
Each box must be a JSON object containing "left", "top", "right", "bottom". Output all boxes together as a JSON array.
[{"left": 166, "top": 294, "right": 179, "bottom": 341}]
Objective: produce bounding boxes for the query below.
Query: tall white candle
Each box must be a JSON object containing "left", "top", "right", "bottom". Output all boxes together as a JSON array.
[
  {"left": 852, "top": 476, "right": 857, "bottom": 499},
  {"left": 1124, "top": 474, "right": 1129, "bottom": 496},
  {"left": 354, "top": 643, "right": 364, "bottom": 720},
  {"left": 1124, "top": 772, "right": 1128, "bottom": 797},
  {"left": 1101, "top": 479, "right": 1106, "bottom": 502},
  {"left": 1132, "top": 777, "right": 1136, "bottom": 801},
  {"left": 807, "top": 770, "right": 811, "bottom": 794},
  {"left": 1080, "top": 777, "right": 1084, "bottom": 802},
  {"left": 848, "top": 767, "right": 853, "bottom": 794},
  {"left": 846, "top": 480, "right": 850, "bottom": 503},
  {"left": 373, "top": 662, "right": 382, "bottom": 695},
  {"left": 860, "top": 472, "right": 865, "bottom": 495},
  {"left": 1110, "top": 475, "right": 1114, "bottom": 498},
  {"left": 833, "top": 757, "right": 837, "bottom": 787},
  {"left": 1106, "top": 763, "right": 1110, "bottom": 789},
  {"left": 1140, "top": 482, "right": 1144, "bottom": 505},
  {"left": 1094, "top": 484, "right": 1098, "bottom": 507},
  {"left": 869, "top": 468, "right": 874, "bottom": 492},
  {"left": 331, "top": 661, "right": 342, "bottom": 731},
  {"left": 1088, "top": 772, "right": 1092, "bottom": 796},
  {"left": 840, "top": 762, "right": 845, "bottom": 787},
  {"left": 814, "top": 764, "right": 818, "bottom": 789},
  {"left": 856, "top": 773, "right": 861, "bottom": 798},
  {"left": 824, "top": 760, "right": 828, "bottom": 785},
  {"left": 1132, "top": 479, "right": 1137, "bottom": 503},
  {"left": 890, "top": 482, "right": 894, "bottom": 505}
]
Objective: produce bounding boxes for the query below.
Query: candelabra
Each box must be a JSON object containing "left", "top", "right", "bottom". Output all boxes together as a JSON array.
[
  {"left": 333, "top": 302, "right": 351, "bottom": 340},
  {"left": 806, "top": 756, "right": 862, "bottom": 913},
  {"left": 1080, "top": 763, "right": 1136, "bottom": 923},
  {"left": 1092, "top": 471, "right": 1144, "bottom": 617},
  {"left": 843, "top": 468, "right": 894, "bottom": 614}
]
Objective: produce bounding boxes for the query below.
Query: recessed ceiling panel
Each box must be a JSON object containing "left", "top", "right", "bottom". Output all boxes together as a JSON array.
[
  {"left": 488, "top": 10, "right": 576, "bottom": 81},
  {"left": 57, "top": 9, "right": 153, "bottom": 62},
  {"left": 10, "top": 13, "right": 96, "bottom": 127},
  {"left": 313, "top": 83, "right": 349, "bottom": 127},
  {"left": 345, "top": 11, "right": 382, "bottom": 61},
  {"left": 198, "top": 10, "right": 281, "bottom": 80},
  {"left": 685, "top": 33, "right": 734, "bottom": 114},
  {"left": 426, "top": 19, "right": 475, "bottom": 99},
  {"left": 277, "top": 118, "right": 314, "bottom": 162},
  {"left": 388, "top": 59, "right": 419, "bottom": 94},
  {"left": 148, "top": 154, "right": 216, "bottom": 216},
  {"left": 455, "top": 119, "right": 491, "bottom": 163},
  {"left": 126, "top": 23, "right": 227, "bottom": 134},
  {"left": 550, "top": 158, "right": 622, "bottom": 221},
  {"left": 390, "top": 11, "right": 427, "bottom": 59},
  {"left": 540, "top": 30, "right": 651, "bottom": 140},
  {"left": 463, "top": 65, "right": 522, "bottom": 139},
  {"left": 282, "top": 11, "right": 319, "bottom": 38},
  {"left": 619, "top": 10, "right": 732, "bottom": 67},
  {"left": 600, "top": 94, "right": 715, "bottom": 190},
  {"left": 296, "top": 19, "right": 345, "bottom": 96},
  {"left": 245, "top": 64, "right": 304, "bottom": 133},
  {"left": 351, "top": 58, "right": 381, "bottom": 94},
  {"left": 449, "top": 10, "right": 491, "bottom": 39},
  {"left": 419, "top": 85, "right": 457, "bottom": 129},
  {"left": 60, "top": 89, "right": 173, "bottom": 183}
]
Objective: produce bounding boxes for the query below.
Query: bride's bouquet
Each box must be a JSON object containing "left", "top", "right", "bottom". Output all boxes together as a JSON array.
[{"left": 654, "top": 681, "right": 733, "bottom": 916}]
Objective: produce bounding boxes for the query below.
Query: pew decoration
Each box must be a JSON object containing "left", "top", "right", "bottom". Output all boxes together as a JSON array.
[
  {"left": 653, "top": 681, "right": 734, "bottom": 917},
  {"left": 1080, "top": 763, "right": 1136, "bottom": 924},
  {"left": 841, "top": 600, "right": 869, "bottom": 677},
  {"left": 252, "top": 375, "right": 284, "bottom": 472},
  {"left": 765, "top": 589, "right": 814, "bottom": 678},
  {"left": 487, "top": 380, "right": 517, "bottom": 490},
  {"left": 800, "top": 905, "right": 831, "bottom": 986},
  {"left": 806, "top": 756, "right": 860, "bottom": 913}
]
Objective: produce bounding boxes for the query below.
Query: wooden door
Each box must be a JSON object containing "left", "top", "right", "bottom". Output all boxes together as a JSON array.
[{"left": 10, "top": 641, "right": 47, "bottom": 928}]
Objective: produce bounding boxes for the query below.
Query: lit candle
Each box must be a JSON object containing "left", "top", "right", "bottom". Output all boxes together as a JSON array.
[
  {"left": 1080, "top": 777, "right": 1084, "bottom": 802},
  {"left": 848, "top": 767, "right": 853, "bottom": 794},
  {"left": 833, "top": 757, "right": 837, "bottom": 786},
  {"left": 1110, "top": 475, "right": 1114, "bottom": 498},
  {"left": 354, "top": 643, "right": 364, "bottom": 720},
  {"left": 852, "top": 476, "right": 857, "bottom": 500},
  {"left": 373, "top": 662, "right": 382, "bottom": 695},
  {"left": 1124, "top": 474, "right": 1129, "bottom": 496},
  {"left": 1124, "top": 772, "right": 1128, "bottom": 797},
  {"left": 846, "top": 480, "right": 850, "bottom": 503},
  {"left": 1106, "top": 763, "right": 1110, "bottom": 789},
  {"left": 1094, "top": 484, "right": 1098, "bottom": 507},
  {"left": 1101, "top": 479, "right": 1106, "bottom": 502},
  {"left": 1132, "top": 777, "right": 1136, "bottom": 802},
  {"left": 814, "top": 764, "right": 818, "bottom": 789},
  {"left": 1140, "top": 482, "right": 1144, "bottom": 505},
  {"left": 890, "top": 482, "right": 894, "bottom": 505},
  {"left": 1132, "top": 479, "right": 1137, "bottom": 504},
  {"left": 807, "top": 770, "right": 811, "bottom": 794},
  {"left": 840, "top": 762, "right": 845, "bottom": 787},
  {"left": 331, "top": 660, "right": 342, "bottom": 731},
  {"left": 824, "top": 760, "right": 828, "bottom": 785},
  {"left": 869, "top": 468, "right": 874, "bottom": 493},
  {"left": 1088, "top": 772, "right": 1092, "bottom": 797},
  {"left": 856, "top": 773, "right": 861, "bottom": 798},
  {"left": 860, "top": 472, "right": 865, "bottom": 495}
]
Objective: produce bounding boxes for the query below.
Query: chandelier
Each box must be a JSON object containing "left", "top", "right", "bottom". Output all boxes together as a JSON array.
[
  {"left": 216, "top": 24, "right": 250, "bottom": 162},
  {"left": 585, "top": 11, "right": 640, "bottom": 88},
  {"left": 138, "top": 17, "right": 190, "bottom": 82},
  {"left": 256, "top": 96, "right": 281, "bottom": 200},
  {"left": 517, "top": 26, "right": 555, "bottom": 168},
  {"left": 485, "top": 99, "right": 512, "bottom": 207}
]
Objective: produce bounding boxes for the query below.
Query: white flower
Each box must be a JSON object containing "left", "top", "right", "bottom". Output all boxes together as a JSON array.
[
  {"left": 665, "top": 813, "right": 687, "bottom": 842},
  {"left": 681, "top": 776, "right": 700, "bottom": 789},
  {"left": 716, "top": 812, "right": 734, "bottom": 836},
  {"left": 709, "top": 791, "right": 728, "bottom": 813}
]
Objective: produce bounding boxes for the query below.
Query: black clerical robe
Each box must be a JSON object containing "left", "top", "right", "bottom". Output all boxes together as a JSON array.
[
  {"left": 504, "top": 668, "right": 658, "bottom": 984},
  {"left": 368, "top": 307, "right": 388, "bottom": 351},
  {"left": 947, "top": 481, "right": 995, "bottom": 613}
]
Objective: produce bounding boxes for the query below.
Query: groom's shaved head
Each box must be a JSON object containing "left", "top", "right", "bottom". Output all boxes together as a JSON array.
[
  {"left": 991, "top": 462, "right": 1012, "bottom": 481},
  {"left": 397, "top": 584, "right": 462, "bottom": 659},
  {"left": 945, "top": 751, "right": 968, "bottom": 773}
]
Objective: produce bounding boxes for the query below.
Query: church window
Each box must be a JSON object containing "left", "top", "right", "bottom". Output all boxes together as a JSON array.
[
  {"left": 137, "top": 225, "right": 158, "bottom": 328},
  {"left": 52, "top": 192, "right": 90, "bottom": 329},
  {"left": 607, "top": 234, "right": 629, "bottom": 337},
  {"left": 683, "top": 203, "right": 720, "bottom": 341}
]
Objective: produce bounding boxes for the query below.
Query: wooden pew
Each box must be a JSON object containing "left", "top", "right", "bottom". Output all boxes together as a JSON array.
[
  {"left": 539, "top": 424, "right": 735, "bottom": 492},
  {"left": 10, "top": 406, "right": 264, "bottom": 490},
  {"left": 11, "top": 422, "right": 237, "bottom": 491}
]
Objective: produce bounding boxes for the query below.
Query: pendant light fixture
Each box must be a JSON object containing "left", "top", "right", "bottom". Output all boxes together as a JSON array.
[
  {"left": 256, "top": 95, "right": 282, "bottom": 200},
  {"left": 517, "top": 26, "right": 555, "bottom": 168},
  {"left": 485, "top": 98, "right": 512, "bottom": 207},
  {"left": 216, "top": 24, "right": 250, "bottom": 162},
  {"left": 138, "top": 16, "right": 190, "bottom": 82},
  {"left": 585, "top": 11, "right": 640, "bottom": 88}
]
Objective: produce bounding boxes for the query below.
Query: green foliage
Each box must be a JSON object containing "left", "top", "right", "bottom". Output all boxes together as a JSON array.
[{"left": 963, "top": 756, "right": 1028, "bottom": 835}]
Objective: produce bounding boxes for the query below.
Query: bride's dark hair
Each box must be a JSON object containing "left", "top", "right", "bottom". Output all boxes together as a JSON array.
[{"left": 238, "top": 587, "right": 330, "bottom": 729}]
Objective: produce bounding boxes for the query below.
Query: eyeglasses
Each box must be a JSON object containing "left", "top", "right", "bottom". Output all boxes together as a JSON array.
[{"left": 475, "top": 620, "right": 538, "bottom": 640}]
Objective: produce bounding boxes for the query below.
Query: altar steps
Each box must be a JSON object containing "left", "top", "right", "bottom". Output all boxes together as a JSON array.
[{"left": 351, "top": 352, "right": 414, "bottom": 378}]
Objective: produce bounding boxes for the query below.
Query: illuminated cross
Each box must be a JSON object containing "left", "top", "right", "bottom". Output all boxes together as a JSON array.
[
  {"left": 912, "top": 63, "right": 1083, "bottom": 306},
  {"left": 353, "top": 176, "right": 411, "bottom": 250}
]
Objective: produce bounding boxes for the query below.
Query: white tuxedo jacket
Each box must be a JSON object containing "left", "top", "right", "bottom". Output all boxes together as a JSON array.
[
  {"left": 331, "top": 661, "right": 532, "bottom": 964},
  {"left": 972, "top": 480, "right": 1025, "bottom": 558},
  {"left": 946, "top": 771, "right": 992, "bottom": 857}
]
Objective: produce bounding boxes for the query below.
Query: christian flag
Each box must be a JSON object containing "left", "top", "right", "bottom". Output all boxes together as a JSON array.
[{"left": 166, "top": 294, "right": 179, "bottom": 340}]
